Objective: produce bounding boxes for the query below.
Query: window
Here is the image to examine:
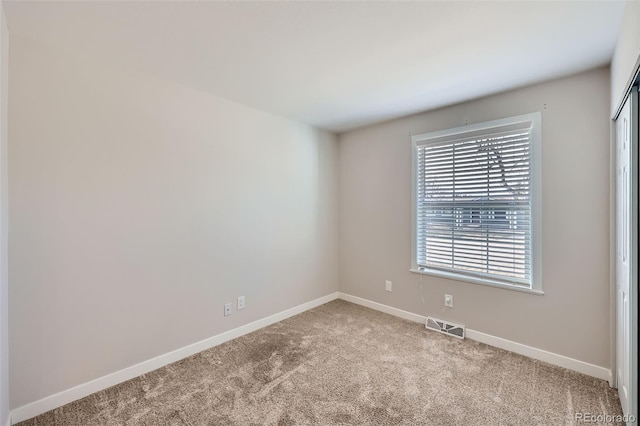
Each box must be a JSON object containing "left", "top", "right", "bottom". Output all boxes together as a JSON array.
[{"left": 411, "top": 113, "right": 542, "bottom": 294}]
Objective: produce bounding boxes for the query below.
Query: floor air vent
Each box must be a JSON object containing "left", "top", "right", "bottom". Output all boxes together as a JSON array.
[{"left": 426, "top": 316, "right": 465, "bottom": 339}]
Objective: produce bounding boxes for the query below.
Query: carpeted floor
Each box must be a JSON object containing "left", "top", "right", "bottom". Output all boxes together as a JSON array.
[{"left": 18, "top": 300, "right": 623, "bottom": 425}]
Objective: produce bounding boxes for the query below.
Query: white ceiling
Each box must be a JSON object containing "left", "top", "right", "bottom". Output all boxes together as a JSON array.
[{"left": 3, "top": 1, "right": 626, "bottom": 133}]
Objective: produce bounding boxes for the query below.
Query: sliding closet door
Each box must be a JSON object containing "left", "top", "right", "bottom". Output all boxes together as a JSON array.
[{"left": 616, "top": 86, "right": 637, "bottom": 422}]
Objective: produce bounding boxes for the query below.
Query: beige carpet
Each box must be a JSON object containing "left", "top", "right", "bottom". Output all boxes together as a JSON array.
[{"left": 18, "top": 300, "right": 623, "bottom": 425}]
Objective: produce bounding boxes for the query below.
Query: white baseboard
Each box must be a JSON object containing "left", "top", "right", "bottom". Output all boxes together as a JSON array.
[
  {"left": 337, "top": 292, "right": 611, "bottom": 382},
  {"left": 10, "top": 292, "right": 339, "bottom": 424},
  {"left": 464, "top": 329, "right": 610, "bottom": 381},
  {"left": 338, "top": 292, "right": 426, "bottom": 323}
]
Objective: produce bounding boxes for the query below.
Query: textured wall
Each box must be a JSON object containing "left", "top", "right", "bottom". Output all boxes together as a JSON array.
[
  {"left": 9, "top": 36, "right": 339, "bottom": 409},
  {"left": 339, "top": 67, "right": 611, "bottom": 368}
]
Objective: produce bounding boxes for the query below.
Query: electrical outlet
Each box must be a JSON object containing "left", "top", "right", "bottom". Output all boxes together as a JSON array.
[
  {"left": 237, "top": 296, "right": 245, "bottom": 310},
  {"left": 444, "top": 294, "right": 453, "bottom": 308},
  {"left": 224, "top": 303, "right": 232, "bottom": 316},
  {"left": 385, "top": 280, "right": 392, "bottom": 292}
]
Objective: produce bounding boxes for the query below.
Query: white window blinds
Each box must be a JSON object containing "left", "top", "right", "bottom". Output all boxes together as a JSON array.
[{"left": 413, "top": 115, "right": 540, "bottom": 289}]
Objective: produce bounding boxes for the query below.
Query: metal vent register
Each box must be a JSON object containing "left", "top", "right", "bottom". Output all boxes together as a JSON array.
[{"left": 426, "top": 317, "right": 465, "bottom": 339}]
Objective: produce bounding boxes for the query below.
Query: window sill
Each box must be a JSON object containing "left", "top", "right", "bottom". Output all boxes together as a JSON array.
[{"left": 409, "top": 268, "right": 544, "bottom": 295}]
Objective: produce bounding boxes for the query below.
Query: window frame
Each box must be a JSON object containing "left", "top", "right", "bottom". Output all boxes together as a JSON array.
[{"left": 410, "top": 113, "right": 543, "bottom": 295}]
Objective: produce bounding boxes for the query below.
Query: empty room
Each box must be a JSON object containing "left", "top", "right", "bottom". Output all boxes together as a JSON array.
[{"left": 0, "top": 0, "right": 638, "bottom": 425}]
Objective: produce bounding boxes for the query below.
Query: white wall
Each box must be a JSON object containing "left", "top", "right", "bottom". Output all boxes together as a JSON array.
[
  {"left": 611, "top": 0, "right": 640, "bottom": 116},
  {"left": 9, "top": 35, "right": 339, "bottom": 409},
  {"left": 339, "top": 67, "right": 611, "bottom": 368},
  {"left": 0, "top": 4, "right": 9, "bottom": 426}
]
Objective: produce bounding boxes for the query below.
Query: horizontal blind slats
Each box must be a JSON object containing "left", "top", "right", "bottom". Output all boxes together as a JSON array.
[{"left": 416, "top": 122, "right": 533, "bottom": 284}]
